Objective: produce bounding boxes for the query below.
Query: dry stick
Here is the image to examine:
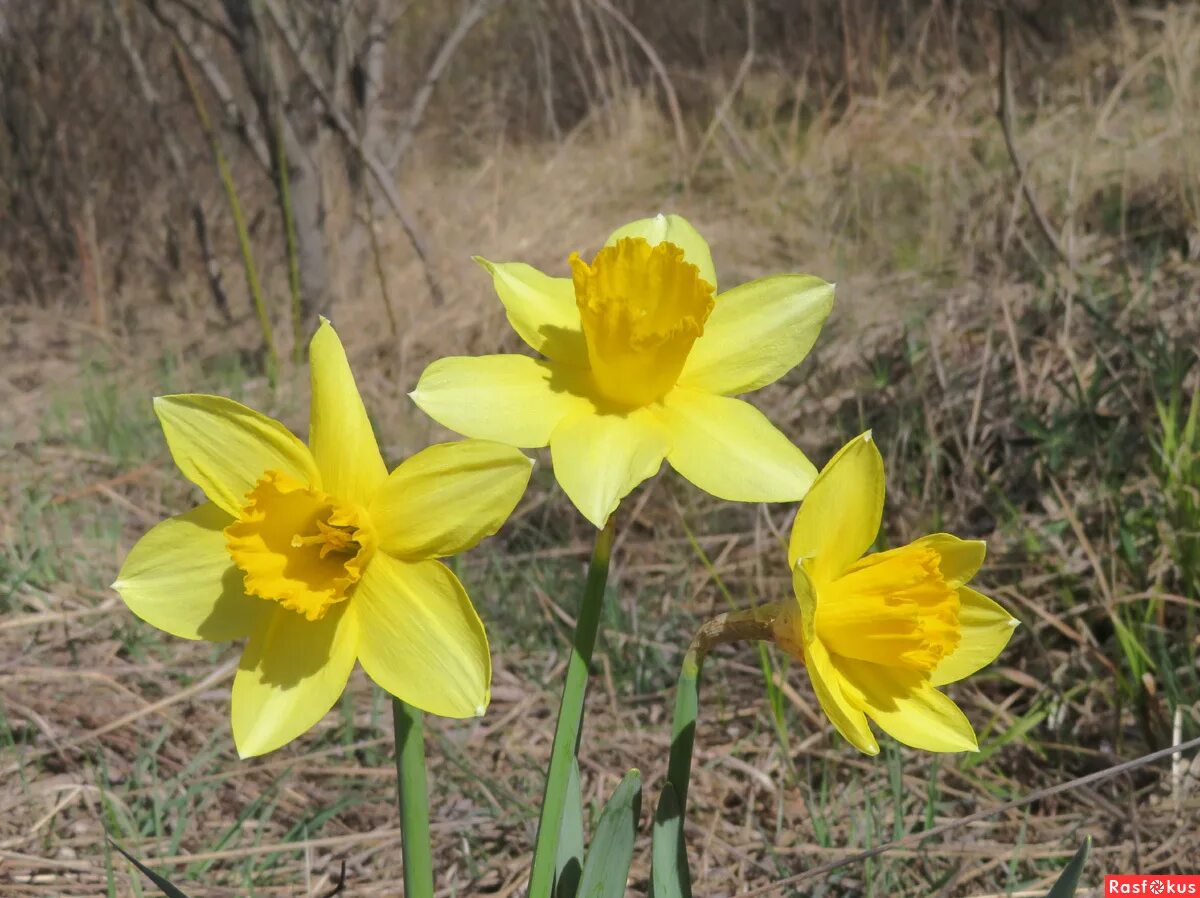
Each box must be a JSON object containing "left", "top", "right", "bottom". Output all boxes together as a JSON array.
[
  {"left": 173, "top": 43, "right": 278, "bottom": 382},
  {"left": 387, "top": 0, "right": 499, "bottom": 170},
  {"left": 259, "top": 0, "right": 450, "bottom": 307},
  {"left": 146, "top": 1, "right": 273, "bottom": 173},
  {"left": 591, "top": 0, "right": 689, "bottom": 160},
  {"left": 111, "top": 0, "right": 232, "bottom": 323},
  {"left": 996, "top": 9, "right": 1071, "bottom": 270},
  {"left": 686, "top": 0, "right": 755, "bottom": 185},
  {"left": 741, "top": 733, "right": 1200, "bottom": 897}
]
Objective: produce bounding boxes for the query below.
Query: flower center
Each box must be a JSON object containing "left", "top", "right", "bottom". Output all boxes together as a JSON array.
[
  {"left": 815, "top": 545, "right": 960, "bottom": 671},
  {"left": 570, "top": 237, "right": 715, "bottom": 408},
  {"left": 225, "top": 470, "right": 374, "bottom": 621}
]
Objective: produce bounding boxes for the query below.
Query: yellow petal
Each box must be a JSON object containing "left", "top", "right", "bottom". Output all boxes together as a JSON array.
[
  {"left": 155, "top": 394, "right": 320, "bottom": 517},
  {"left": 476, "top": 258, "right": 586, "bottom": 364},
  {"left": 658, "top": 388, "right": 815, "bottom": 502},
  {"left": 411, "top": 355, "right": 590, "bottom": 448},
  {"left": 231, "top": 601, "right": 359, "bottom": 758},
  {"left": 804, "top": 636, "right": 879, "bottom": 755},
  {"left": 678, "top": 275, "right": 834, "bottom": 395},
  {"left": 113, "top": 503, "right": 267, "bottom": 641},
  {"left": 550, "top": 407, "right": 670, "bottom": 528},
  {"left": 836, "top": 657, "right": 979, "bottom": 752},
  {"left": 308, "top": 319, "right": 387, "bottom": 506},
  {"left": 605, "top": 213, "right": 717, "bottom": 289},
  {"left": 788, "top": 432, "right": 884, "bottom": 582},
  {"left": 911, "top": 533, "right": 986, "bottom": 588},
  {"left": 354, "top": 554, "right": 490, "bottom": 718},
  {"left": 930, "top": 587, "right": 1019, "bottom": 686},
  {"left": 371, "top": 440, "right": 533, "bottom": 559}
]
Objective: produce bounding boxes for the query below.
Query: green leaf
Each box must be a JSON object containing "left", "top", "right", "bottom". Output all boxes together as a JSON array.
[
  {"left": 1046, "top": 837, "right": 1091, "bottom": 898},
  {"left": 651, "top": 784, "right": 692, "bottom": 898},
  {"left": 577, "top": 769, "right": 642, "bottom": 898},
  {"left": 554, "top": 759, "right": 585, "bottom": 898},
  {"left": 108, "top": 838, "right": 193, "bottom": 898}
]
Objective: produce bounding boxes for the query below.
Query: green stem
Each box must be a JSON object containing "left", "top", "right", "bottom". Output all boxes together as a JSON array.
[
  {"left": 392, "top": 697, "right": 434, "bottom": 898},
  {"left": 654, "top": 605, "right": 781, "bottom": 897},
  {"left": 527, "top": 517, "right": 616, "bottom": 898}
]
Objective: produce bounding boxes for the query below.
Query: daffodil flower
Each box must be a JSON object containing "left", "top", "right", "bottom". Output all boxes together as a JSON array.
[
  {"left": 410, "top": 214, "right": 835, "bottom": 528},
  {"left": 112, "top": 321, "right": 532, "bottom": 758},
  {"left": 775, "top": 432, "right": 1018, "bottom": 754}
]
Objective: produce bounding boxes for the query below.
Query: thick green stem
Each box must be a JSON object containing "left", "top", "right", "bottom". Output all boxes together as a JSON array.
[
  {"left": 392, "top": 697, "right": 434, "bottom": 898},
  {"left": 527, "top": 517, "right": 616, "bottom": 898}
]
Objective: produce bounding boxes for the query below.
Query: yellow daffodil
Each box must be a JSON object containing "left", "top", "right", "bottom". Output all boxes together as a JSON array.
[
  {"left": 774, "top": 432, "right": 1018, "bottom": 755},
  {"left": 411, "top": 214, "right": 835, "bottom": 528},
  {"left": 112, "top": 321, "right": 532, "bottom": 758}
]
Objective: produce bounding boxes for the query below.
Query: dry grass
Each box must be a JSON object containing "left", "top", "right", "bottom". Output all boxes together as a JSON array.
[{"left": 3, "top": 5, "right": 1200, "bottom": 897}]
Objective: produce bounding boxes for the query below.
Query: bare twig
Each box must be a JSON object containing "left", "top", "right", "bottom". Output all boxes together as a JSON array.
[
  {"left": 687, "top": 0, "right": 755, "bottom": 183},
  {"left": 110, "top": 0, "right": 232, "bottom": 322},
  {"left": 591, "top": 0, "right": 689, "bottom": 159},
  {"left": 143, "top": 0, "right": 272, "bottom": 173},
  {"left": 387, "top": 0, "right": 500, "bottom": 169},
  {"left": 996, "top": 9, "right": 1072, "bottom": 269},
  {"left": 260, "top": 0, "right": 449, "bottom": 307}
]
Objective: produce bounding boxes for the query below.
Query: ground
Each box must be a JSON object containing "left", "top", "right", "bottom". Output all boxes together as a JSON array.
[{"left": 2, "top": 6, "right": 1200, "bottom": 896}]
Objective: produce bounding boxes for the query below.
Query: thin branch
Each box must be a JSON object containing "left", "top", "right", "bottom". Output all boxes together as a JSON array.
[
  {"left": 109, "top": 0, "right": 232, "bottom": 322},
  {"left": 387, "top": 0, "right": 499, "bottom": 169},
  {"left": 260, "top": 0, "right": 448, "bottom": 306},
  {"left": 592, "top": 0, "right": 688, "bottom": 159},
  {"left": 996, "top": 9, "right": 1071, "bottom": 269},
  {"left": 143, "top": 0, "right": 273, "bottom": 172}
]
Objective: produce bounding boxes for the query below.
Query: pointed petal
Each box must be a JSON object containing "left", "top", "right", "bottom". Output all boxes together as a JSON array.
[
  {"left": 550, "top": 408, "right": 669, "bottom": 528},
  {"left": 804, "top": 637, "right": 879, "bottom": 755},
  {"left": 658, "top": 389, "right": 815, "bottom": 503},
  {"left": 155, "top": 394, "right": 319, "bottom": 517},
  {"left": 678, "top": 275, "right": 834, "bottom": 395},
  {"left": 355, "top": 555, "right": 490, "bottom": 718},
  {"left": 476, "top": 258, "right": 586, "bottom": 364},
  {"left": 371, "top": 440, "right": 533, "bottom": 559},
  {"left": 912, "top": 533, "right": 987, "bottom": 588},
  {"left": 308, "top": 319, "right": 387, "bottom": 506},
  {"left": 113, "top": 503, "right": 267, "bottom": 641},
  {"left": 836, "top": 657, "right": 979, "bottom": 752},
  {"left": 788, "top": 431, "right": 884, "bottom": 582},
  {"left": 605, "top": 213, "right": 717, "bottom": 289},
  {"left": 930, "top": 587, "right": 1019, "bottom": 686},
  {"left": 231, "top": 601, "right": 359, "bottom": 758},
  {"left": 411, "top": 355, "right": 590, "bottom": 448}
]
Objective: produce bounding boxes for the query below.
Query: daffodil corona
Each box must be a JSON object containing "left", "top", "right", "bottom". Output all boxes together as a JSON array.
[
  {"left": 411, "top": 214, "right": 836, "bottom": 527},
  {"left": 775, "top": 432, "right": 1018, "bottom": 754},
  {"left": 113, "top": 321, "right": 532, "bottom": 757}
]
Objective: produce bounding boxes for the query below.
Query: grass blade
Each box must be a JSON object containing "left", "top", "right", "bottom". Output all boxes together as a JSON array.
[
  {"left": 554, "top": 759, "right": 585, "bottom": 898},
  {"left": 1046, "top": 837, "right": 1091, "bottom": 898},
  {"left": 108, "top": 838, "right": 193, "bottom": 898},
  {"left": 576, "top": 769, "right": 642, "bottom": 898}
]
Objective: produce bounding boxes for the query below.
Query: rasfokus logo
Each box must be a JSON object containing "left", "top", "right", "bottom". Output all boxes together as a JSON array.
[{"left": 1106, "top": 876, "right": 1200, "bottom": 895}]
